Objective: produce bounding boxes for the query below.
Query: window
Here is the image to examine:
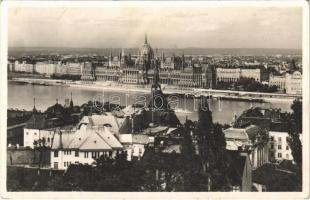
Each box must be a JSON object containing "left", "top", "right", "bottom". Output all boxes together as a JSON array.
[
  {"left": 286, "top": 145, "right": 289, "bottom": 150},
  {"left": 54, "top": 162, "right": 58, "bottom": 169},
  {"left": 75, "top": 150, "right": 79, "bottom": 157},
  {"left": 26, "top": 132, "right": 29, "bottom": 135},
  {"left": 270, "top": 136, "right": 274, "bottom": 141},
  {"left": 34, "top": 132, "right": 37, "bottom": 135},
  {"left": 84, "top": 152, "right": 89, "bottom": 158},
  {"left": 109, "top": 151, "right": 112, "bottom": 157},
  {"left": 278, "top": 153, "right": 282, "bottom": 158},
  {"left": 286, "top": 136, "right": 290, "bottom": 142},
  {"left": 278, "top": 145, "right": 282, "bottom": 150},
  {"left": 54, "top": 150, "right": 58, "bottom": 158},
  {"left": 92, "top": 152, "right": 96, "bottom": 158},
  {"left": 278, "top": 137, "right": 282, "bottom": 142},
  {"left": 270, "top": 144, "right": 274, "bottom": 149}
]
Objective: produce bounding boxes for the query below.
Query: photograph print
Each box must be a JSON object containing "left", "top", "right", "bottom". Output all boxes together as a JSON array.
[{"left": 2, "top": 1, "right": 308, "bottom": 195}]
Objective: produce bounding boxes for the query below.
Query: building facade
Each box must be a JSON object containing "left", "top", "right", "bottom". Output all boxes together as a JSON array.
[
  {"left": 240, "top": 68, "right": 261, "bottom": 82},
  {"left": 14, "top": 61, "right": 35, "bottom": 73},
  {"left": 216, "top": 67, "right": 241, "bottom": 83},
  {"left": 35, "top": 62, "right": 57, "bottom": 75},
  {"left": 50, "top": 126, "right": 123, "bottom": 170},
  {"left": 269, "top": 131, "right": 302, "bottom": 162},
  {"left": 269, "top": 74, "right": 286, "bottom": 90},
  {"left": 285, "top": 71, "right": 302, "bottom": 95},
  {"left": 269, "top": 70, "right": 302, "bottom": 94},
  {"left": 224, "top": 125, "right": 269, "bottom": 169}
]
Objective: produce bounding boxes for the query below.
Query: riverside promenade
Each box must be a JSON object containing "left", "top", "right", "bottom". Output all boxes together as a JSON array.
[{"left": 9, "top": 77, "right": 301, "bottom": 103}]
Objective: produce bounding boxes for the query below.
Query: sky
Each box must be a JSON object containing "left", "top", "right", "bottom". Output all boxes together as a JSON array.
[{"left": 8, "top": 6, "right": 302, "bottom": 49}]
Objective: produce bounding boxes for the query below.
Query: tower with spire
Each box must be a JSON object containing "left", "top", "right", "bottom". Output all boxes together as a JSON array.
[
  {"left": 144, "top": 33, "right": 148, "bottom": 44},
  {"left": 120, "top": 48, "right": 126, "bottom": 67},
  {"left": 32, "top": 97, "right": 38, "bottom": 113},
  {"left": 70, "top": 92, "right": 74, "bottom": 108},
  {"left": 109, "top": 51, "right": 113, "bottom": 67},
  {"left": 182, "top": 53, "right": 185, "bottom": 71}
]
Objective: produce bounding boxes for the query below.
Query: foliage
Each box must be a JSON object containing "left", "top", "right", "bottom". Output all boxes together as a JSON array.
[
  {"left": 195, "top": 100, "right": 229, "bottom": 191},
  {"left": 287, "top": 98, "right": 302, "bottom": 189},
  {"left": 291, "top": 98, "right": 302, "bottom": 133},
  {"left": 215, "top": 78, "right": 278, "bottom": 93},
  {"left": 50, "top": 74, "right": 81, "bottom": 81}
]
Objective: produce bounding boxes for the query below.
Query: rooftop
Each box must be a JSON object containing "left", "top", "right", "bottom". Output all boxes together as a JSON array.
[{"left": 52, "top": 126, "right": 123, "bottom": 150}]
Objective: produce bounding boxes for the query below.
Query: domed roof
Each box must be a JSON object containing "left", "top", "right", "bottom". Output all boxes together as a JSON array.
[{"left": 139, "top": 34, "right": 153, "bottom": 57}]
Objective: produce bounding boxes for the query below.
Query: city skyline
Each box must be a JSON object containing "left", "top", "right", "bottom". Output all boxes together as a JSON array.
[{"left": 9, "top": 6, "right": 302, "bottom": 49}]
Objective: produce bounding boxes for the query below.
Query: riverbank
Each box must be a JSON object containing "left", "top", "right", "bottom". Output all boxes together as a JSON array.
[{"left": 9, "top": 78, "right": 300, "bottom": 103}]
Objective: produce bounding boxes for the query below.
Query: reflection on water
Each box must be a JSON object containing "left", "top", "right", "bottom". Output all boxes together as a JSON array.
[{"left": 8, "top": 83, "right": 292, "bottom": 124}]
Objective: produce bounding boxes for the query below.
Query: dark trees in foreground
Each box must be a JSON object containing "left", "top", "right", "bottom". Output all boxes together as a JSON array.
[{"left": 287, "top": 98, "right": 302, "bottom": 190}]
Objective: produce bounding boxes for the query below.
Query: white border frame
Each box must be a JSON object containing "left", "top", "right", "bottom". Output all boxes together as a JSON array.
[{"left": 0, "top": 1, "right": 309, "bottom": 199}]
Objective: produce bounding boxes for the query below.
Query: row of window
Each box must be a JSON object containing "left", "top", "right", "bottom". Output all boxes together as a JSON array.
[
  {"left": 270, "top": 152, "right": 290, "bottom": 159},
  {"left": 54, "top": 150, "right": 79, "bottom": 157},
  {"left": 270, "top": 136, "right": 290, "bottom": 142},
  {"left": 270, "top": 144, "right": 290, "bottom": 150},
  {"left": 64, "top": 161, "right": 72, "bottom": 167},
  {"left": 54, "top": 150, "right": 140, "bottom": 159},
  {"left": 54, "top": 161, "right": 79, "bottom": 169}
]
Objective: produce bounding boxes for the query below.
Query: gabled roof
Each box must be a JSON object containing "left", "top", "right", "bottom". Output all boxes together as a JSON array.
[
  {"left": 79, "top": 131, "right": 112, "bottom": 150},
  {"left": 96, "top": 127, "right": 123, "bottom": 149},
  {"left": 224, "top": 125, "right": 262, "bottom": 142},
  {"left": 78, "top": 113, "right": 122, "bottom": 134},
  {"left": 51, "top": 127, "right": 123, "bottom": 150},
  {"left": 224, "top": 128, "right": 249, "bottom": 141}
]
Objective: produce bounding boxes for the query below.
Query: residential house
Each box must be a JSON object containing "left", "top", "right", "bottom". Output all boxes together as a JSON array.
[
  {"left": 118, "top": 134, "right": 153, "bottom": 161},
  {"left": 224, "top": 125, "right": 269, "bottom": 169},
  {"left": 51, "top": 126, "right": 123, "bottom": 170}
]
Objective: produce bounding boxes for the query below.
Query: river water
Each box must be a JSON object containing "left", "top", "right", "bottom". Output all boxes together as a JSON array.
[{"left": 8, "top": 82, "right": 293, "bottom": 124}]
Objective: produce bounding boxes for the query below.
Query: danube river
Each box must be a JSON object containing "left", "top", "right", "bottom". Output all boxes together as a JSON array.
[{"left": 8, "top": 82, "right": 293, "bottom": 124}]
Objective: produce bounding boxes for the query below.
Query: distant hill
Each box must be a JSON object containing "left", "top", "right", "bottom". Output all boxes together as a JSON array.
[{"left": 8, "top": 47, "right": 302, "bottom": 57}]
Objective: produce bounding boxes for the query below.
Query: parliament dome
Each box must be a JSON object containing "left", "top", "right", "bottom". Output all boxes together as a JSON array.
[{"left": 138, "top": 34, "right": 154, "bottom": 58}]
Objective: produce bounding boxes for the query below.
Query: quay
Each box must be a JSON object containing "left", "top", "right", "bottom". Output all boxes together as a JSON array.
[{"left": 9, "top": 77, "right": 301, "bottom": 103}]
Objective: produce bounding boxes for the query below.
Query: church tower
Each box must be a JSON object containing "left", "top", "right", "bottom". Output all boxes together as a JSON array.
[
  {"left": 120, "top": 48, "right": 126, "bottom": 67},
  {"left": 109, "top": 51, "right": 113, "bottom": 67}
]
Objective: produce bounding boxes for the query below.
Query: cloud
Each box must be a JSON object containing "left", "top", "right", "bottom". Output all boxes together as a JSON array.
[{"left": 8, "top": 6, "right": 302, "bottom": 49}]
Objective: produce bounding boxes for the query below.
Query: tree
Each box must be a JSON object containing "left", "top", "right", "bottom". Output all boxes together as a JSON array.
[
  {"left": 291, "top": 98, "right": 302, "bottom": 133},
  {"left": 210, "top": 123, "right": 228, "bottom": 191},
  {"left": 288, "top": 98, "right": 302, "bottom": 166},
  {"left": 287, "top": 98, "right": 302, "bottom": 189},
  {"left": 196, "top": 99, "right": 214, "bottom": 190},
  {"left": 195, "top": 98, "right": 230, "bottom": 191}
]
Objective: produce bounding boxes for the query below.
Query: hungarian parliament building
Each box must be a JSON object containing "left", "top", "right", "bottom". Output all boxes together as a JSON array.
[{"left": 81, "top": 35, "right": 214, "bottom": 88}]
